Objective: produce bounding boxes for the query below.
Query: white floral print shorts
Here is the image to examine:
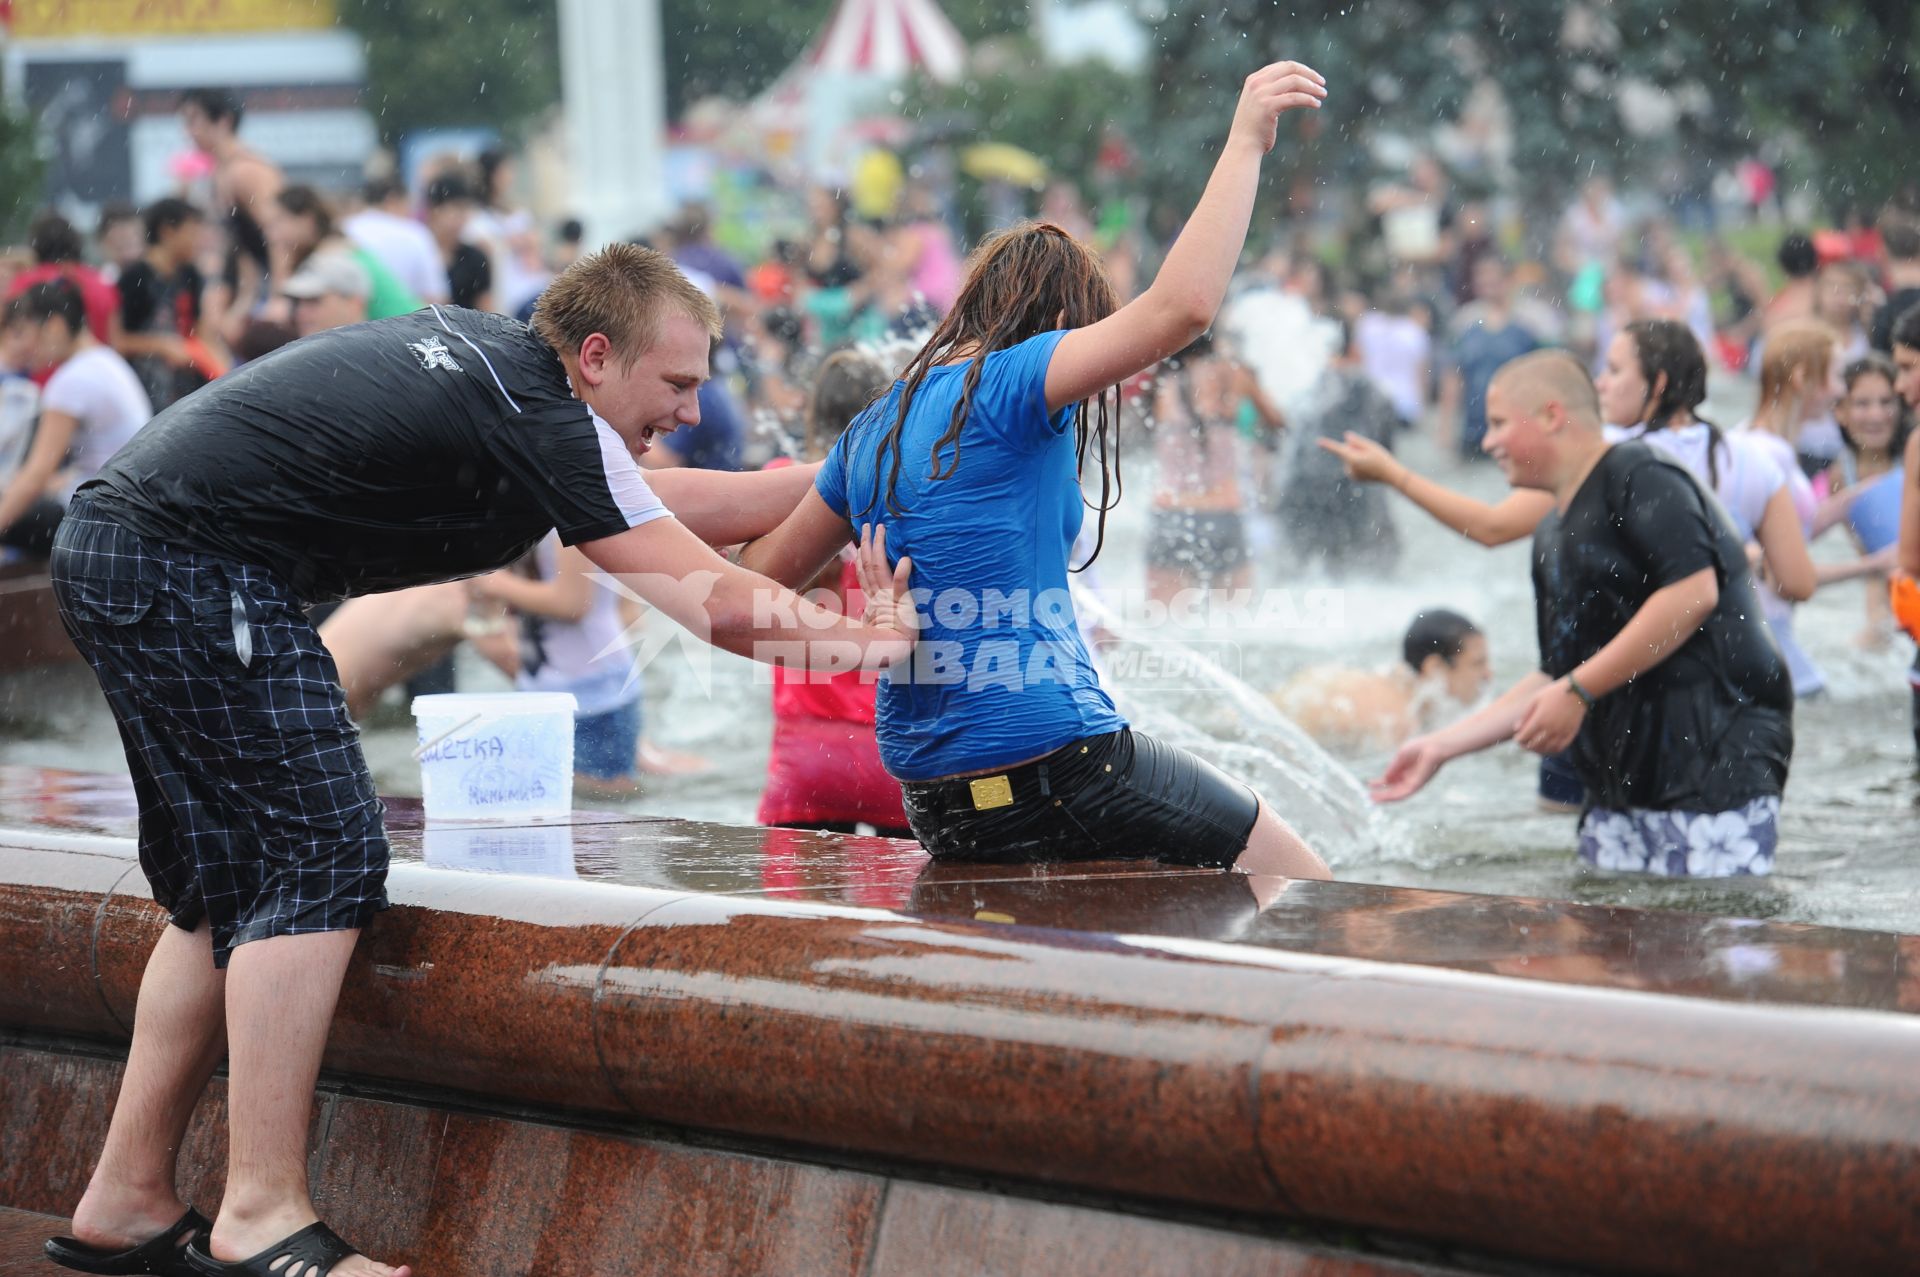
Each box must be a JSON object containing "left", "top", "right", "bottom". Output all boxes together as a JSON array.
[{"left": 1576, "top": 796, "right": 1780, "bottom": 878}]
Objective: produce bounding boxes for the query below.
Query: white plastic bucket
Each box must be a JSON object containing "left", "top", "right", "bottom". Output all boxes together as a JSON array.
[{"left": 412, "top": 692, "right": 577, "bottom": 822}]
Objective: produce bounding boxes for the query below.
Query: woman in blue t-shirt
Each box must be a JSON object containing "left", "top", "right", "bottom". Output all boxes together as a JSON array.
[{"left": 741, "top": 62, "right": 1332, "bottom": 880}]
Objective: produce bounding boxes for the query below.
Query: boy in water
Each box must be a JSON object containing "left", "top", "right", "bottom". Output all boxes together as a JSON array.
[
  {"left": 1373, "top": 351, "right": 1793, "bottom": 877},
  {"left": 1271, "top": 609, "right": 1490, "bottom": 754}
]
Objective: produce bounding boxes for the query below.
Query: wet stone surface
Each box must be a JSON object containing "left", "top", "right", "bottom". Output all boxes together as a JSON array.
[{"left": 4, "top": 763, "right": 1913, "bottom": 1015}]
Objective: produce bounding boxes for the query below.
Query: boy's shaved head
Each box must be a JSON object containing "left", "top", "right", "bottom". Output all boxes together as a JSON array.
[{"left": 1491, "top": 349, "right": 1603, "bottom": 427}]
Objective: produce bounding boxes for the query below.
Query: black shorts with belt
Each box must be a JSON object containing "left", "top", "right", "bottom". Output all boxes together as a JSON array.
[
  {"left": 50, "top": 494, "right": 389, "bottom": 966},
  {"left": 900, "top": 729, "right": 1260, "bottom": 868}
]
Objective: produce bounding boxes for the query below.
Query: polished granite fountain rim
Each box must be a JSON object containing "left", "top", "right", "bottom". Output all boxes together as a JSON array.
[
  {"left": 3, "top": 763, "right": 1914, "bottom": 1016},
  {"left": 6, "top": 765, "right": 1919, "bottom": 1276}
]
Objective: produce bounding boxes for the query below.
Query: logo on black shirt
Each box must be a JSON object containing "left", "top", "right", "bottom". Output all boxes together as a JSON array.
[{"left": 409, "top": 335, "right": 463, "bottom": 373}]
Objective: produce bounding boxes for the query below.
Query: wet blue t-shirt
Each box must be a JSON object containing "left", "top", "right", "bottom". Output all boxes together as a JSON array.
[{"left": 816, "top": 329, "right": 1126, "bottom": 780}]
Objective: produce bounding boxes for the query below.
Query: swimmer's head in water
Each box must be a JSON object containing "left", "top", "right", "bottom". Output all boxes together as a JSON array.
[
  {"left": 1485, "top": 349, "right": 1600, "bottom": 486},
  {"left": 1403, "top": 609, "right": 1490, "bottom": 704},
  {"left": 864, "top": 221, "right": 1123, "bottom": 567}
]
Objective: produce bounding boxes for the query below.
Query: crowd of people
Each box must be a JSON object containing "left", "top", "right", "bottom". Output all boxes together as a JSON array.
[{"left": 6, "top": 85, "right": 1920, "bottom": 874}]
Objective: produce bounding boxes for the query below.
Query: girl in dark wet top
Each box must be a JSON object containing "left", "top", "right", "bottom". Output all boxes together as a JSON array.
[
  {"left": 740, "top": 61, "right": 1332, "bottom": 880},
  {"left": 1373, "top": 351, "right": 1794, "bottom": 878}
]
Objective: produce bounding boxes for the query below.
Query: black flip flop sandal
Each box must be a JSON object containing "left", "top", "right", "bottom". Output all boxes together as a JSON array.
[
  {"left": 45, "top": 1207, "right": 211, "bottom": 1276},
  {"left": 183, "top": 1221, "right": 359, "bottom": 1277}
]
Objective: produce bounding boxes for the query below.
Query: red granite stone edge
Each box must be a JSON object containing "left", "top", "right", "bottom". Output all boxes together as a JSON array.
[
  {"left": 593, "top": 893, "right": 1293, "bottom": 1216},
  {"left": 1255, "top": 957, "right": 1920, "bottom": 1274},
  {"left": 0, "top": 846, "right": 134, "bottom": 1042},
  {"left": 593, "top": 894, "right": 1920, "bottom": 1277},
  {"left": 6, "top": 846, "right": 1920, "bottom": 1275}
]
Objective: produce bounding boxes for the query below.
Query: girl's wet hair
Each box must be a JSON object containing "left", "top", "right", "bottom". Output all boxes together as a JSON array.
[
  {"left": 1402, "top": 609, "right": 1480, "bottom": 672},
  {"left": 805, "top": 348, "right": 890, "bottom": 462},
  {"left": 856, "top": 220, "right": 1122, "bottom": 569},
  {"left": 1756, "top": 319, "right": 1841, "bottom": 420},
  {"left": 1622, "top": 318, "right": 1723, "bottom": 487},
  {"left": 1838, "top": 352, "right": 1912, "bottom": 460}
]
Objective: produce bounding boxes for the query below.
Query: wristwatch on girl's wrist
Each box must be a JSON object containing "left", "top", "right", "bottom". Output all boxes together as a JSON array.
[{"left": 1564, "top": 674, "right": 1596, "bottom": 710}]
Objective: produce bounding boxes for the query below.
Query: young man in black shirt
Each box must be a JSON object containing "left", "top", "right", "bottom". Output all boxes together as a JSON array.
[
  {"left": 45, "top": 245, "right": 915, "bottom": 1277},
  {"left": 1371, "top": 350, "right": 1792, "bottom": 878},
  {"left": 424, "top": 172, "right": 492, "bottom": 312},
  {"left": 114, "top": 198, "right": 209, "bottom": 412}
]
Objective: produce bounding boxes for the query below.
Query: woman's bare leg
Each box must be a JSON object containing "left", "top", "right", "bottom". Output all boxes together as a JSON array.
[{"left": 1233, "top": 797, "right": 1331, "bottom": 880}]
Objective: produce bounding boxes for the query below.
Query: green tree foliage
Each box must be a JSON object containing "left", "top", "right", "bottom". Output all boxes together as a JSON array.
[
  {"left": 0, "top": 97, "right": 47, "bottom": 243},
  {"left": 339, "top": 0, "right": 1919, "bottom": 221},
  {"left": 1138, "top": 0, "right": 1920, "bottom": 223},
  {"left": 337, "top": 0, "right": 563, "bottom": 142}
]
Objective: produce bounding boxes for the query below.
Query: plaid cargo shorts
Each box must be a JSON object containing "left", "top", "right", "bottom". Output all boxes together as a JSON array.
[{"left": 50, "top": 493, "right": 389, "bottom": 966}]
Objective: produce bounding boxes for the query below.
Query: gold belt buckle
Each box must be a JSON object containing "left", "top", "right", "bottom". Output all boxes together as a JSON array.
[{"left": 968, "top": 774, "right": 1014, "bottom": 811}]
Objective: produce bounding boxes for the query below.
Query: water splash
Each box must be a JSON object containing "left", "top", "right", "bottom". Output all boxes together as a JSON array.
[{"left": 1071, "top": 583, "right": 1403, "bottom": 868}]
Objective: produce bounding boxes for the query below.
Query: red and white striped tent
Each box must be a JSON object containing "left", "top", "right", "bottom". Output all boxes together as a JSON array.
[
  {"left": 758, "top": 0, "right": 967, "bottom": 117},
  {"left": 803, "top": 0, "right": 968, "bottom": 83},
  {"left": 748, "top": 0, "right": 966, "bottom": 170}
]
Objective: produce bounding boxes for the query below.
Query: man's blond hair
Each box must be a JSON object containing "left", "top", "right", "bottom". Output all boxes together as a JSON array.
[
  {"left": 1491, "top": 349, "right": 1602, "bottom": 426},
  {"left": 531, "top": 242, "right": 722, "bottom": 362}
]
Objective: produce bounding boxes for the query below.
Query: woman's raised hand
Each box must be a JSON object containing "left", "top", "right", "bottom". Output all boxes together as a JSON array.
[{"left": 1230, "top": 61, "right": 1328, "bottom": 155}]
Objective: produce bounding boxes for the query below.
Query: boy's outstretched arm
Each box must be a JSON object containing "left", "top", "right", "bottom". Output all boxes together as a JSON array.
[
  {"left": 1372, "top": 671, "right": 1551, "bottom": 802},
  {"left": 1318, "top": 433, "right": 1553, "bottom": 546}
]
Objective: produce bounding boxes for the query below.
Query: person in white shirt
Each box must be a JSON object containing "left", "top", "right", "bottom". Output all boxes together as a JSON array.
[
  {"left": 342, "top": 176, "right": 448, "bottom": 305},
  {"left": 0, "top": 299, "right": 40, "bottom": 489},
  {"left": 465, "top": 147, "right": 549, "bottom": 316},
  {"left": 1354, "top": 289, "right": 1431, "bottom": 426},
  {"left": 0, "top": 279, "right": 152, "bottom": 555}
]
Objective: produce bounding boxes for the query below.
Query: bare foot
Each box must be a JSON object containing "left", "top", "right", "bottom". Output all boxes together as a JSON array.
[
  {"left": 69, "top": 1181, "right": 193, "bottom": 1252},
  {"left": 210, "top": 1206, "right": 410, "bottom": 1277}
]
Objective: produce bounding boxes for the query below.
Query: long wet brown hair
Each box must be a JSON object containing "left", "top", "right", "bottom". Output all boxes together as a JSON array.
[{"left": 857, "top": 220, "right": 1122, "bottom": 569}]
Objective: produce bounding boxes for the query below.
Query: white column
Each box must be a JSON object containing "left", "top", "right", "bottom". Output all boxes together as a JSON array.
[{"left": 558, "top": 0, "right": 670, "bottom": 251}]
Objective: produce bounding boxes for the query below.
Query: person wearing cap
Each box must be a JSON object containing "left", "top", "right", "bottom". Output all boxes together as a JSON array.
[{"left": 283, "top": 251, "right": 370, "bottom": 337}]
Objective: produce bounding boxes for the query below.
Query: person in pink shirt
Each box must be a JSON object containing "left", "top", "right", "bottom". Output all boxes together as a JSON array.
[
  {"left": 757, "top": 349, "right": 911, "bottom": 836},
  {"left": 892, "top": 187, "right": 962, "bottom": 313}
]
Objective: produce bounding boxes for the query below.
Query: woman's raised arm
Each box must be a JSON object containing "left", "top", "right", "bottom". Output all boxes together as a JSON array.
[{"left": 1043, "top": 61, "right": 1326, "bottom": 413}]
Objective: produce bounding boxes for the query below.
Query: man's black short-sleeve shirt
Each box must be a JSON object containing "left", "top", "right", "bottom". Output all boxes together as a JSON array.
[
  {"left": 82, "top": 307, "right": 668, "bottom": 603},
  {"left": 1532, "top": 442, "right": 1792, "bottom": 811}
]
